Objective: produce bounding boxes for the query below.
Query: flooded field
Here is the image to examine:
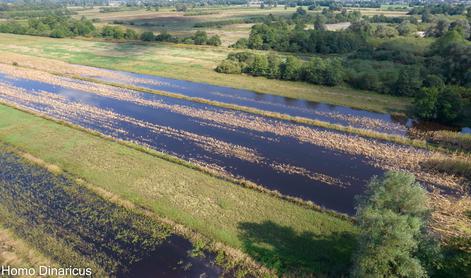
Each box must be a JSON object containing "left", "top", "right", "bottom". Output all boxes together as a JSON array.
[
  {"left": 80, "top": 67, "right": 471, "bottom": 135},
  {"left": 0, "top": 65, "right": 463, "bottom": 215},
  {"left": 0, "top": 147, "right": 222, "bottom": 277},
  {"left": 85, "top": 67, "right": 413, "bottom": 135}
]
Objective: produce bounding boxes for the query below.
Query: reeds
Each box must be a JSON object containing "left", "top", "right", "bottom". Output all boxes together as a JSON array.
[{"left": 428, "top": 130, "right": 471, "bottom": 153}]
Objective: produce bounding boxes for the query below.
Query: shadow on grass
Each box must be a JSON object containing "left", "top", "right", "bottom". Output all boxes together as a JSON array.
[{"left": 238, "top": 221, "right": 356, "bottom": 276}]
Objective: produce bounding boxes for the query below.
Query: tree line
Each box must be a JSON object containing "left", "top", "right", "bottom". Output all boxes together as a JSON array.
[
  {"left": 0, "top": 15, "right": 222, "bottom": 46},
  {"left": 216, "top": 52, "right": 343, "bottom": 86}
]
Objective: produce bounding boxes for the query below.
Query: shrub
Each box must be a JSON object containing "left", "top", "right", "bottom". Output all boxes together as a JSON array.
[
  {"left": 207, "top": 35, "right": 221, "bottom": 46},
  {"left": 231, "top": 38, "right": 248, "bottom": 49},
  {"left": 193, "top": 30, "right": 207, "bottom": 45},
  {"left": 215, "top": 60, "right": 242, "bottom": 74},
  {"left": 140, "top": 31, "right": 155, "bottom": 41}
]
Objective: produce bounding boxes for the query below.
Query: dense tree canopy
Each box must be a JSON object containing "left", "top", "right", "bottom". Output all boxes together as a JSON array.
[{"left": 352, "top": 171, "right": 436, "bottom": 278}]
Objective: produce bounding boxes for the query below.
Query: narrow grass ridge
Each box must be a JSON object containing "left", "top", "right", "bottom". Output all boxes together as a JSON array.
[{"left": 56, "top": 71, "right": 427, "bottom": 150}]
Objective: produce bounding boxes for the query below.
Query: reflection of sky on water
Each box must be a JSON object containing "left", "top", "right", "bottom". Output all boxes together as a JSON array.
[{"left": 0, "top": 72, "right": 387, "bottom": 215}]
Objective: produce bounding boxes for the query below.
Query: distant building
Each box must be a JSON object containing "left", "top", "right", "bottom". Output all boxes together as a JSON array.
[
  {"left": 108, "top": 0, "right": 125, "bottom": 6},
  {"left": 247, "top": 0, "right": 263, "bottom": 7}
]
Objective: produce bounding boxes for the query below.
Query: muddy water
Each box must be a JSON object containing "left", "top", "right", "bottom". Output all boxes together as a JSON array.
[
  {"left": 0, "top": 149, "right": 222, "bottom": 277},
  {"left": 0, "top": 72, "right": 386, "bottom": 214}
]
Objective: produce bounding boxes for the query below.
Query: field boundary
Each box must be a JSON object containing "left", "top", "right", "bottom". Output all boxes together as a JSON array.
[{"left": 0, "top": 100, "right": 353, "bottom": 221}]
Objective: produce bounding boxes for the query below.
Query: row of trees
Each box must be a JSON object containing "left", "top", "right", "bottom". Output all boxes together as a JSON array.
[
  {"left": 0, "top": 16, "right": 222, "bottom": 46},
  {"left": 235, "top": 22, "right": 366, "bottom": 54},
  {"left": 140, "top": 30, "right": 222, "bottom": 46},
  {"left": 216, "top": 52, "right": 343, "bottom": 86},
  {"left": 0, "top": 16, "right": 95, "bottom": 38}
]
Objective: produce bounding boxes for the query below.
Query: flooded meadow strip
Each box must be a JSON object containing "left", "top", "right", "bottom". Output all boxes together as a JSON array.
[
  {"left": 0, "top": 146, "right": 222, "bottom": 277},
  {"left": 0, "top": 64, "right": 465, "bottom": 215}
]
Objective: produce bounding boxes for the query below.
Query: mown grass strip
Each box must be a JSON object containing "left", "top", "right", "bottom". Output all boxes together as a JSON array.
[{"left": 0, "top": 103, "right": 357, "bottom": 276}]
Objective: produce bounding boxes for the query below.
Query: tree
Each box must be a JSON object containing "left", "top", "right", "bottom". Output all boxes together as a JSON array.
[
  {"left": 280, "top": 56, "right": 302, "bottom": 80},
  {"left": 231, "top": 38, "right": 248, "bottom": 49},
  {"left": 313, "top": 14, "right": 326, "bottom": 31},
  {"left": 397, "top": 21, "right": 417, "bottom": 36},
  {"left": 50, "top": 26, "right": 67, "bottom": 38},
  {"left": 414, "top": 87, "right": 439, "bottom": 120},
  {"left": 140, "top": 31, "right": 155, "bottom": 41},
  {"left": 207, "top": 35, "right": 221, "bottom": 46},
  {"left": 423, "top": 74, "right": 445, "bottom": 89},
  {"left": 266, "top": 53, "right": 281, "bottom": 79},
  {"left": 124, "top": 28, "right": 138, "bottom": 40},
  {"left": 247, "top": 54, "right": 269, "bottom": 76},
  {"left": 436, "top": 87, "right": 463, "bottom": 123},
  {"left": 393, "top": 67, "right": 422, "bottom": 96},
  {"left": 449, "top": 19, "right": 470, "bottom": 39},
  {"left": 193, "top": 31, "right": 208, "bottom": 45},
  {"left": 352, "top": 171, "right": 431, "bottom": 278},
  {"left": 374, "top": 25, "right": 399, "bottom": 38},
  {"left": 175, "top": 3, "right": 187, "bottom": 12},
  {"left": 248, "top": 33, "right": 263, "bottom": 49}
]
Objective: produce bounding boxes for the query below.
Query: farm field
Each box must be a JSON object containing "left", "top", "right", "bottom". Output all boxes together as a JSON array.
[
  {"left": 0, "top": 103, "right": 358, "bottom": 276},
  {"left": 0, "top": 34, "right": 412, "bottom": 114},
  {"left": 73, "top": 6, "right": 299, "bottom": 45},
  {"left": 0, "top": 1, "right": 470, "bottom": 277},
  {"left": 0, "top": 59, "right": 468, "bottom": 276}
]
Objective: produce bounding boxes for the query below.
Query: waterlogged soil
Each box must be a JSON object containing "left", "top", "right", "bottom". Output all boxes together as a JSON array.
[
  {"left": 0, "top": 148, "right": 222, "bottom": 278},
  {"left": 0, "top": 70, "right": 386, "bottom": 214},
  {"left": 85, "top": 67, "right": 412, "bottom": 135},
  {"left": 0, "top": 66, "right": 463, "bottom": 214}
]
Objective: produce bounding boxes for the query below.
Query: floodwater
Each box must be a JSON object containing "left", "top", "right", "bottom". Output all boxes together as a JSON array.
[
  {"left": 126, "top": 235, "right": 221, "bottom": 278},
  {"left": 85, "top": 67, "right": 471, "bottom": 135},
  {"left": 85, "top": 68, "right": 412, "bottom": 135},
  {"left": 0, "top": 71, "right": 387, "bottom": 214},
  {"left": 0, "top": 149, "right": 222, "bottom": 277}
]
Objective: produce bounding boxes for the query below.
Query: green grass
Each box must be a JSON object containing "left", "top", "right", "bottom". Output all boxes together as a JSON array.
[
  {"left": 0, "top": 33, "right": 411, "bottom": 114},
  {"left": 0, "top": 103, "right": 358, "bottom": 275}
]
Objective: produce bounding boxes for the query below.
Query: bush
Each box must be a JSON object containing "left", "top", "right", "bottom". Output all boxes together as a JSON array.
[
  {"left": 140, "top": 31, "right": 155, "bottom": 41},
  {"left": 207, "top": 35, "right": 221, "bottom": 46},
  {"left": 231, "top": 38, "right": 248, "bottom": 49},
  {"left": 215, "top": 60, "right": 242, "bottom": 74},
  {"left": 280, "top": 56, "right": 302, "bottom": 81},
  {"left": 193, "top": 30, "right": 207, "bottom": 45}
]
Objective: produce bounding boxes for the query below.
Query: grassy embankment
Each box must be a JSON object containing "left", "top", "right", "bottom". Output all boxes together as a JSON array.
[
  {"left": 0, "top": 33, "right": 411, "bottom": 114},
  {"left": 0, "top": 103, "right": 358, "bottom": 275}
]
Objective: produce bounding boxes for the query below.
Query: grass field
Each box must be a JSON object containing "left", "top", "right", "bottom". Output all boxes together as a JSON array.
[
  {"left": 0, "top": 103, "right": 358, "bottom": 275},
  {"left": 73, "top": 6, "right": 299, "bottom": 45},
  {"left": 0, "top": 33, "right": 411, "bottom": 114}
]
